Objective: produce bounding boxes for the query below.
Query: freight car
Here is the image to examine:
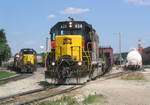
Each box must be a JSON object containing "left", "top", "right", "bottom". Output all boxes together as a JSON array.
[
  {"left": 37, "top": 55, "right": 44, "bottom": 67},
  {"left": 125, "top": 48, "right": 142, "bottom": 70},
  {"left": 99, "top": 46, "right": 113, "bottom": 70},
  {"left": 16, "top": 48, "right": 37, "bottom": 72},
  {"left": 45, "top": 18, "right": 110, "bottom": 84}
]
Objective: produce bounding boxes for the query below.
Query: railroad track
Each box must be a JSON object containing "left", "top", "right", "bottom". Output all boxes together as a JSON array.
[
  {"left": 0, "top": 73, "right": 33, "bottom": 85},
  {"left": 0, "top": 69, "right": 137, "bottom": 105},
  {"left": 143, "top": 65, "right": 150, "bottom": 69},
  {"left": 102, "top": 70, "right": 136, "bottom": 80},
  {"left": 89, "top": 70, "right": 138, "bottom": 84},
  {"left": 0, "top": 84, "right": 85, "bottom": 105}
]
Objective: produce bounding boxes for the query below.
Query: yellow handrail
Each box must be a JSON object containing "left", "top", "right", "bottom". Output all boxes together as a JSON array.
[
  {"left": 87, "top": 42, "right": 92, "bottom": 71},
  {"left": 45, "top": 51, "right": 50, "bottom": 71},
  {"left": 83, "top": 48, "right": 90, "bottom": 71}
]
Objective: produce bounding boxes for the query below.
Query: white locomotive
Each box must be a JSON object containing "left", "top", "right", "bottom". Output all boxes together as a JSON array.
[{"left": 125, "top": 48, "right": 142, "bottom": 70}]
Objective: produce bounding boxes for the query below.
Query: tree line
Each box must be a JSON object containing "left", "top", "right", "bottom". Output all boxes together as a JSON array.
[{"left": 0, "top": 29, "right": 11, "bottom": 66}]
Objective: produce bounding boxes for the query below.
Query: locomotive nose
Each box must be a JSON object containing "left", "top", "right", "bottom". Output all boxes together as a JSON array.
[{"left": 55, "top": 35, "right": 82, "bottom": 61}]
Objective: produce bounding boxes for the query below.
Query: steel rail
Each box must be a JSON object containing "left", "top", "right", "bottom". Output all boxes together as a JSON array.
[
  {"left": 0, "top": 73, "right": 33, "bottom": 85},
  {"left": 143, "top": 65, "right": 150, "bottom": 69},
  {"left": 16, "top": 85, "right": 85, "bottom": 105},
  {"left": 90, "top": 70, "right": 137, "bottom": 84},
  {"left": 0, "top": 85, "right": 59, "bottom": 105},
  {"left": 102, "top": 70, "right": 135, "bottom": 80}
]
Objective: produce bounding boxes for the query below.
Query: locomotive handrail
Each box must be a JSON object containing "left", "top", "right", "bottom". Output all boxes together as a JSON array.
[
  {"left": 87, "top": 42, "right": 92, "bottom": 71},
  {"left": 83, "top": 48, "right": 90, "bottom": 71},
  {"left": 45, "top": 51, "right": 51, "bottom": 71}
]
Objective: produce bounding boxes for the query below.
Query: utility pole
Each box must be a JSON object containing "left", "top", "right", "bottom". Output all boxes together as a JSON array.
[
  {"left": 119, "top": 32, "right": 122, "bottom": 65},
  {"left": 115, "top": 32, "right": 122, "bottom": 65}
]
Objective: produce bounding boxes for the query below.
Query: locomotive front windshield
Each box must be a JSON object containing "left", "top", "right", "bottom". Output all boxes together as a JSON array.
[
  {"left": 60, "top": 29, "right": 83, "bottom": 35},
  {"left": 22, "top": 50, "right": 36, "bottom": 54},
  {"left": 51, "top": 29, "right": 84, "bottom": 41}
]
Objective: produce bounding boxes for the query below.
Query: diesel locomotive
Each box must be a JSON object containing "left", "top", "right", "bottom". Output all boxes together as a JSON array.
[
  {"left": 16, "top": 48, "right": 37, "bottom": 72},
  {"left": 45, "top": 19, "right": 108, "bottom": 84}
]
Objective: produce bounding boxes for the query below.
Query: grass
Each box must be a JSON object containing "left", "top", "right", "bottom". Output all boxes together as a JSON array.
[
  {"left": 82, "top": 94, "right": 107, "bottom": 105},
  {"left": 40, "top": 94, "right": 107, "bottom": 105},
  {"left": 40, "top": 96, "right": 79, "bottom": 105},
  {"left": 121, "top": 72, "right": 147, "bottom": 81},
  {"left": 0, "top": 71, "right": 16, "bottom": 80}
]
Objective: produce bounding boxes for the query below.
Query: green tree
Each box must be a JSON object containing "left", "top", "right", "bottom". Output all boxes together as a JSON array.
[
  {"left": 0, "top": 29, "right": 12, "bottom": 66},
  {"left": 145, "top": 50, "right": 150, "bottom": 54}
]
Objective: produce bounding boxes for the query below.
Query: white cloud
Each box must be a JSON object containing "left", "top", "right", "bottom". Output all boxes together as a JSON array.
[
  {"left": 11, "top": 32, "right": 22, "bottom": 35},
  {"left": 24, "top": 40, "right": 36, "bottom": 45},
  {"left": 47, "top": 14, "right": 56, "bottom": 19},
  {"left": 60, "top": 7, "right": 90, "bottom": 14},
  {"left": 124, "top": 0, "right": 150, "bottom": 5}
]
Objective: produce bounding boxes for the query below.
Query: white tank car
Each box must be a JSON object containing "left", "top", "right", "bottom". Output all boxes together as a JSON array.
[{"left": 126, "top": 48, "right": 142, "bottom": 70}]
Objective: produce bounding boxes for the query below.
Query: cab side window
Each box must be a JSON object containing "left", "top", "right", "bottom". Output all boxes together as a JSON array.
[
  {"left": 51, "top": 29, "right": 58, "bottom": 41},
  {"left": 52, "top": 33, "right": 55, "bottom": 41},
  {"left": 85, "top": 26, "right": 91, "bottom": 41}
]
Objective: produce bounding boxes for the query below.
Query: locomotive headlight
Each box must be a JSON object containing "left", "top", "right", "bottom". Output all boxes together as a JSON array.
[
  {"left": 51, "top": 62, "right": 55, "bottom": 66},
  {"left": 78, "top": 61, "right": 82, "bottom": 66},
  {"left": 69, "top": 21, "right": 72, "bottom": 25},
  {"left": 69, "top": 22, "right": 72, "bottom": 28}
]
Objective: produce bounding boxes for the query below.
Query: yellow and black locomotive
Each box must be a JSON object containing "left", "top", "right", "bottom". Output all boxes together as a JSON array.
[
  {"left": 45, "top": 19, "right": 106, "bottom": 84},
  {"left": 17, "top": 48, "right": 37, "bottom": 72}
]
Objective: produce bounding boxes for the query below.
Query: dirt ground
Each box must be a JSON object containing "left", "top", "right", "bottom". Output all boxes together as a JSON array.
[
  {"left": 0, "top": 67, "right": 150, "bottom": 105},
  {"left": 69, "top": 68, "right": 150, "bottom": 105}
]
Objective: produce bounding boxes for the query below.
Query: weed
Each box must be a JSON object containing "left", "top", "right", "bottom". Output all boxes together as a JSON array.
[
  {"left": 40, "top": 94, "right": 107, "bottom": 105},
  {"left": 82, "top": 94, "right": 107, "bottom": 105},
  {"left": 121, "top": 73, "right": 147, "bottom": 81},
  {"left": 40, "top": 96, "right": 79, "bottom": 105}
]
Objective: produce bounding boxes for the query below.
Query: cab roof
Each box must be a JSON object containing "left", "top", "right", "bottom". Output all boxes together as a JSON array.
[{"left": 50, "top": 21, "right": 93, "bottom": 33}]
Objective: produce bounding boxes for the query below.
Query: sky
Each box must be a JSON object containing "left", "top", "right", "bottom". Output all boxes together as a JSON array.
[{"left": 0, "top": 0, "right": 150, "bottom": 55}]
